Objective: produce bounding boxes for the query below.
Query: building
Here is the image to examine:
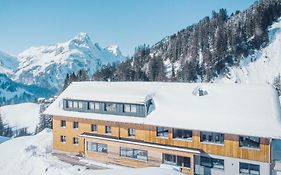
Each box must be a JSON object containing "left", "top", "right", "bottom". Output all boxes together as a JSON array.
[{"left": 44, "top": 82, "right": 281, "bottom": 175}]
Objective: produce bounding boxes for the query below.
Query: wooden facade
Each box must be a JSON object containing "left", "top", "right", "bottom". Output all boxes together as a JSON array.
[{"left": 53, "top": 115, "right": 271, "bottom": 174}]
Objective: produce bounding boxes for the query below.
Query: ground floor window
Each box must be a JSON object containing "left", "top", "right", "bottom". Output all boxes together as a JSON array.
[
  {"left": 162, "top": 153, "right": 190, "bottom": 168},
  {"left": 73, "top": 137, "right": 79, "bottom": 145},
  {"left": 60, "top": 135, "right": 66, "bottom": 143},
  {"left": 120, "top": 147, "right": 148, "bottom": 161},
  {"left": 200, "top": 156, "right": 224, "bottom": 170},
  {"left": 87, "top": 142, "right": 108, "bottom": 153},
  {"left": 239, "top": 162, "right": 260, "bottom": 175}
]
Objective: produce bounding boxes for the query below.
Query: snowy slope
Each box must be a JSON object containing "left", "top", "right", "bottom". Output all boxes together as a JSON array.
[
  {"left": 0, "top": 129, "right": 183, "bottom": 175},
  {"left": 0, "top": 74, "right": 53, "bottom": 105},
  {"left": 0, "top": 103, "right": 40, "bottom": 133},
  {"left": 217, "top": 19, "right": 281, "bottom": 84},
  {"left": 14, "top": 32, "right": 126, "bottom": 91},
  {"left": 0, "top": 51, "right": 19, "bottom": 76}
]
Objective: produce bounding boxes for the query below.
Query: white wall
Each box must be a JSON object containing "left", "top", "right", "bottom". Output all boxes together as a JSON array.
[{"left": 194, "top": 153, "right": 270, "bottom": 175}]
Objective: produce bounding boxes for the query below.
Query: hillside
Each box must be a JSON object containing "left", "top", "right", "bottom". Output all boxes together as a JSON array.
[
  {"left": 0, "top": 74, "right": 53, "bottom": 105},
  {"left": 92, "top": 0, "right": 281, "bottom": 87}
]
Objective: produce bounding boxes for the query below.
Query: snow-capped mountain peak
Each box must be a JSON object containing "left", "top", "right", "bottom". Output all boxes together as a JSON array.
[
  {"left": 106, "top": 44, "right": 122, "bottom": 56},
  {"left": 14, "top": 33, "right": 126, "bottom": 91},
  {"left": 68, "top": 32, "right": 94, "bottom": 49}
]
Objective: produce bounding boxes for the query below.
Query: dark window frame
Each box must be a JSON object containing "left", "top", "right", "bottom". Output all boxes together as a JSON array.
[
  {"left": 162, "top": 153, "right": 191, "bottom": 168},
  {"left": 239, "top": 136, "right": 260, "bottom": 149},
  {"left": 172, "top": 129, "right": 192, "bottom": 140},
  {"left": 91, "top": 124, "right": 97, "bottom": 132},
  {"left": 73, "top": 121, "right": 79, "bottom": 129},
  {"left": 120, "top": 147, "right": 148, "bottom": 161},
  {"left": 60, "top": 135, "right": 66, "bottom": 143},
  {"left": 124, "top": 104, "right": 137, "bottom": 113},
  {"left": 200, "top": 131, "right": 224, "bottom": 144},
  {"left": 239, "top": 162, "right": 260, "bottom": 175},
  {"left": 73, "top": 137, "right": 79, "bottom": 145},
  {"left": 200, "top": 156, "right": 224, "bottom": 170},
  {"left": 156, "top": 127, "right": 169, "bottom": 137},
  {"left": 128, "top": 128, "right": 136, "bottom": 137},
  {"left": 60, "top": 120, "right": 66, "bottom": 127},
  {"left": 105, "top": 126, "right": 112, "bottom": 134},
  {"left": 87, "top": 142, "right": 108, "bottom": 153},
  {"left": 104, "top": 103, "right": 117, "bottom": 112}
]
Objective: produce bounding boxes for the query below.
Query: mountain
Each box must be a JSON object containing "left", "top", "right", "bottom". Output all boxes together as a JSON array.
[
  {"left": 93, "top": 0, "right": 281, "bottom": 86},
  {"left": 14, "top": 32, "right": 126, "bottom": 91},
  {"left": 217, "top": 19, "right": 281, "bottom": 84},
  {"left": 0, "top": 74, "right": 53, "bottom": 105},
  {"left": 0, "top": 51, "right": 19, "bottom": 76}
]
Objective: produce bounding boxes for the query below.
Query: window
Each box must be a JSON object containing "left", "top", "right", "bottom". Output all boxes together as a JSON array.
[
  {"left": 104, "top": 103, "right": 116, "bottom": 112},
  {"left": 200, "top": 131, "right": 224, "bottom": 144},
  {"left": 105, "top": 126, "right": 112, "bottom": 134},
  {"left": 124, "top": 104, "right": 137, "bottom": 113},
  {"left": 128, "top": 128, "right": 136, "bottom": 137},
  {"left": 60, "top": 135, "right": 66, "bottom": 143},
  {"left": 239, "top": 162, "right": 260, "bottom": 175},
  {"left": 67, "top": 100, "right": 73, "bottom": 108},
  {"left": 91, "top": 124, "right": 97, "bottom": 132},
  {"left": 88, "top": 102, "right": 100, "bottom": 110},
  {"left": 156, "top": 127, "right": 169, "bottom": 137},
  {"left": 162, "top": 153, "right": 190, "bottom": 168},
  {"left": 173, "top": 129, "right": 192, "bottom": 140},
  {"left": 73, "top": 122, "right": 79, "bottom": 129},
  {"left": 60, "top": 120, "right": 66, "bottom": 127},
  {"left": 87, "top": 142, "right": 108, "bottom": 153},
  {"left": 200, "top": 157, "right": 224, "bottom": 170},
  {"left": 73, "top": 137, "right": 79, "bottom": 145},
  {"left": 239, "top": 136, "right": 260, "bottom": 149},
  {"left": 73, "top": 101, "right": 78, "bottom": 108},
  {"left": 120, "top": 147, "right": 148, "bottom": 161}
]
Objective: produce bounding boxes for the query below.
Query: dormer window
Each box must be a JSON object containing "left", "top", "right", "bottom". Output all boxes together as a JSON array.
[
  {"left": 124, "top": 104, "right": 137, "bottom": 113},
  {"left": 88, "top": 102, "right": 100, "bottom": 110},
  {"left": 105, "top": 103, "right": 116, "bottom": 112}
]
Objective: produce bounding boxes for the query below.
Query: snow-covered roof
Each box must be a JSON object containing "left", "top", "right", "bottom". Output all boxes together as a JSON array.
[{"left": 45, "top": 81, "right": 281, "bottom": 138}]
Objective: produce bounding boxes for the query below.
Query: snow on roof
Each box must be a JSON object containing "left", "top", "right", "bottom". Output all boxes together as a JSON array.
[{"left": 45, "top": 81, "right": 281, "bottom": 138}]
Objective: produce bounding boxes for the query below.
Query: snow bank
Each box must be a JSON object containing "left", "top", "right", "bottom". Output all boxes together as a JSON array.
[
  {"left": 0, "top": 129, "right": 183, "bottom": 175},
  {"left": 0, "top": 103, "right": 40, "bottom": 133}
]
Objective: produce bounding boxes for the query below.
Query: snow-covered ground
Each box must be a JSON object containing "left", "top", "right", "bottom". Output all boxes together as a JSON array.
[
  {"left": 0, "top": 103, "right": 40, "bottom": 133},
  {"left": 0, "top": 129, "right": 183, "bottom": 175}
]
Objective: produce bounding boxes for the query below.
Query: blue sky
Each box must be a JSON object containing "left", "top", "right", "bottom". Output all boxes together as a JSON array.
[{"left": 0, "top": 0, "right": 256, "bottom": 56}]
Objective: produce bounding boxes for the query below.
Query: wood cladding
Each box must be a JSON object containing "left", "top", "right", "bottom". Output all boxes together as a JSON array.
[{"left": 53, "top": 116, "right": 270, "bottom": 163}]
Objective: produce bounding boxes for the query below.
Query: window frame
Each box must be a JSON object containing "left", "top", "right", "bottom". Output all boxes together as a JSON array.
[
  {"left": 120, "top": 147, "right": 148, "bottom": 161},
  {"left": 60, "top": 120, "right": 66, "bottom": 128},
  {"left": 156, "top": 127, "right": 169, "bottom": 138},
  {"left": 124, "top": 104, "right": 137, "bottom": 113},
  {"left": 172, "top": 129, "right": 192, "bottom": 141},
  {"left": 162, "top": 153, "right": 191, "bottom": 168},
  {"left": 60, "top": 135, "right": 66, "bottom": 143},
  {"left": 104, "top": 103, "right": 117, "bottom": 112},
  {"left": 73, "top": 137, "right": 79, "bottom": 145},
  {"left": 200, "top": 156, "right": 224, "bottom": 170},
  {"left": 87, "top": 142, "right": 108, "bottom": 153},
  {"left": 73, "top": 121, "right": 79, "bottom": 129},
  {"left": 200, "top": 131, "right": 224, "bottom": 144},
  {"left": 128, "top": 128, "right": 136, "bottom": 137},
  {"left": 239, "top": 136, "right": 260, "bottom": 149},
  {"left": 91, "top": 124, "right": 97, "bottom": 132},
  {"left": 105, "top": 126, "right": 112, "bottom": 134},
  {"left": 239, "top": 162, "right": 260, "bottom": 175},
  {"left": 88, "top": 102, "right": 100, "bottom": 110}
]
